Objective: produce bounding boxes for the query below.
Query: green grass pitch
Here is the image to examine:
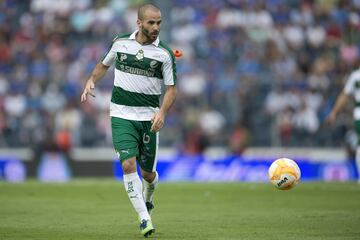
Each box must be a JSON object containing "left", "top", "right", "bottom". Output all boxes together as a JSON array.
[{"left": 1, "top": 180, "right": 360, "bottom": 240}]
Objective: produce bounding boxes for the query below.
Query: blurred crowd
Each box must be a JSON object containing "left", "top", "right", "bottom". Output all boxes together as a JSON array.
[{"left": 0, "top": 0, "right": 359, "bottom": 154}]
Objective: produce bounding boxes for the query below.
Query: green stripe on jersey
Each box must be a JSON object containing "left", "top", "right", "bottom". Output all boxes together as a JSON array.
[
  {"left": 159, "top": 41, "right": 177, "bottom": 84},
  {"left": 115, "top": 52, "right": 163, "bottom": 79},
  {"left": 111, "top": 86, "right": 160, "bottom": 108}
]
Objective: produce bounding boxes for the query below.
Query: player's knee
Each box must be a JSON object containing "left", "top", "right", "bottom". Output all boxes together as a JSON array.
[
  {"left": 142, "top": 171, "right": 156, "bottom": 183},
  {"left": 122, "top": 158, "right": 137, "bottom": 174}
]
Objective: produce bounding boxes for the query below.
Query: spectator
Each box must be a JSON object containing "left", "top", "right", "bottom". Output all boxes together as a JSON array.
[
  {"left": 0, "top": 0, "right": 359, "bottom": 148},
  {"left": 228, "top": 122, "right": 250, "bottom": 155}
]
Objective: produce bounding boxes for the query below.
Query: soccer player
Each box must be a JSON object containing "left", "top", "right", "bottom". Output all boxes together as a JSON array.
[
  {"left": 80, "top": 4, "right": 177, "bottom": 237},
  {"left": 326, "top": 65, "right": 360, "bottom": 183}
]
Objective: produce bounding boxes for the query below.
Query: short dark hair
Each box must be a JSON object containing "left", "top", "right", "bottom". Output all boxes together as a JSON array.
[{"left": 137, "top": 4, "right": 160, "bottom": 20}]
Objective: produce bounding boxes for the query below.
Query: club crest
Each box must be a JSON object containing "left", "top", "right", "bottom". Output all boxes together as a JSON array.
[{"left": 135, "top": 49, "right": 144, "bottom": 61}]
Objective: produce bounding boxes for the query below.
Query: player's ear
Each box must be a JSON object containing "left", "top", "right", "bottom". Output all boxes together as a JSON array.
[{"left": 137, "top": 19, "right": 141, "bottom": 28}]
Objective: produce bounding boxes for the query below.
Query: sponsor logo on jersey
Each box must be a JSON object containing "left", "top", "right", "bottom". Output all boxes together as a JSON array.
[
  {"left": 119, "top": 64, "right": 156, "bottom": 77},
  {"left": 150, "top": 60, "right": 159, "bottom": 69},
  {"left": 120, "top": 54, "right": 127, "bottom": 62}
]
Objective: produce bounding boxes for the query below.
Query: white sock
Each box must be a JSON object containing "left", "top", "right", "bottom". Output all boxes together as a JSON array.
[
  {"left": 123, "top": 172, "right": 150, "bottom": 220},
  {"left": 143, "top": 171, "right": 159, "bottom": 203},
  {"left": 356, "top": 147, "right": 360, "bottom": 182}
]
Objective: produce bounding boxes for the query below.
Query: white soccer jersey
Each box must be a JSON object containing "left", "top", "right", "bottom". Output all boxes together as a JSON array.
[
  {"left": 344, "top": 68, "right": 360, "bottom": 120},
  {"left": 102, "top": 31, "right": 176, "bottom": 121}
]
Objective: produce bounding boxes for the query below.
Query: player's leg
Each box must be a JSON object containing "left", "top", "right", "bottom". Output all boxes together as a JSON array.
[
  {"left": 141, "top": 169, "right": 158, "bottom": 214},
  {"left": 112, "top": 117, "right": 154, "bottom": 236},
  {"left": 122, "top": 157, "right": 155, "bottom": 237},
  {"left": 121, "top": 157, "right": 151, "bottom": 222},
  {"left": 138, "top": 123, "right": 159, "bottom": 214}
]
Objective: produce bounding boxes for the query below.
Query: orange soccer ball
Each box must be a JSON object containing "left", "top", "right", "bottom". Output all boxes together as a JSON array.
[{"left": 268, "top": 158, "right": 301, "bottom": 190}]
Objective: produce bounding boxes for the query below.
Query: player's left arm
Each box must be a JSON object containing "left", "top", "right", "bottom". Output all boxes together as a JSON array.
[
  {"left": 326, "top": 72, "right": 356, "bottom": 124},
  {"left": 151, "top": 85, "right": 177, "bottom": 133},
  {"left": 326, "top": 91, "right": 350, "bottom": 124},
  {"left": 151, "top": 49, "right": 177, "bottom": 133}
]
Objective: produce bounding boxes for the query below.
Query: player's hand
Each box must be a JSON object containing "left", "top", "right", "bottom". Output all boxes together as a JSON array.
[
  {"left": 325, "top": 111, "right": 336, "bottom": 125},
  {"left": 151, "top": 111, "right": 165, "bottom": 132},
  {"left": 81, "top": 79, "right": 96, "bottom": 102}
]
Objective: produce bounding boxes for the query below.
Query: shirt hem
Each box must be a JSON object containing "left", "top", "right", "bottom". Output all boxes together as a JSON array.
[{"left": 110, "top": 113, "right": 153, "bottom": 121}]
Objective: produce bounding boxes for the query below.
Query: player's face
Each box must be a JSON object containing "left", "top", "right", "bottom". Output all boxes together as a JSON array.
[{"left": 138, "top": 10, "right": 161, "bottom": 42}]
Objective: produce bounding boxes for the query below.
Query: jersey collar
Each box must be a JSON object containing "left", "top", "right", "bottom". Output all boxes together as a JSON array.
[{"left": 129, "top": 30, "right": 160, "bottom": 47}]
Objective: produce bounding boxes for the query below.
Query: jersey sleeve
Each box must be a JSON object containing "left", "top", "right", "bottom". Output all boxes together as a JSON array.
[
  {"left": 162, "top": 52, "right": 177, "bottom": 86},
  {"left": 344, "top": 72, "right": 356, "bottom": 95},
  {"left": 102, "top": 42, "right": 116, "bottom": 67}
]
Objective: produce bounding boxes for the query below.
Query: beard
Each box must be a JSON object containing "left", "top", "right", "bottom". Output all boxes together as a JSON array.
[{"left": 141, "top": 26, "right": 158, "bottom": 42}]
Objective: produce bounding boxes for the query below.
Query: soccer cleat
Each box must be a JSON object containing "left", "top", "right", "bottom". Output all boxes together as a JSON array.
[
  {"left": 146, "top": 202, "right": 154, "bottom": 215},
  {"left": 139, "top": 219, "right": 155, "bottom": 237}
]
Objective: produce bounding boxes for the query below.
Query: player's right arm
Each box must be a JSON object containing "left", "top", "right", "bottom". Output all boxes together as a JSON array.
[
  {"left": 81, "top": 63, "right": 110, "bottom": 102},
  {"left": 81, "top": 40, "right": 117, "bottom": 102}
]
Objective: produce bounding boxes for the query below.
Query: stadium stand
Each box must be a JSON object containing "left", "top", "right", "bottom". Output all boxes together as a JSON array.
[{"left": 0, "top": 0, "right": 359, "bottom": 155}]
